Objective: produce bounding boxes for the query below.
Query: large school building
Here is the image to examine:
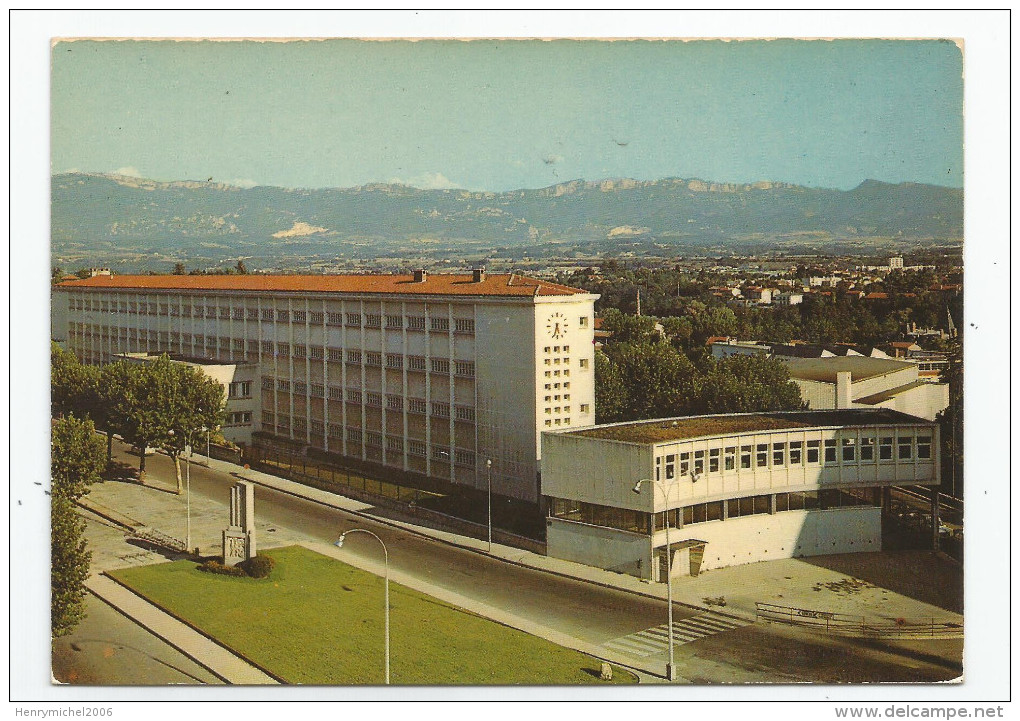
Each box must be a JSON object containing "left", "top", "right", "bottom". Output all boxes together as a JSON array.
[{"left": 52, "top": 271, "right": 599, "bottom": 503}]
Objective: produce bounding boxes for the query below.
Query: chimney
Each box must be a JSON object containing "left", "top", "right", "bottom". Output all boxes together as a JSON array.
[
  {"left": 413, "top": 268, "right": 427, "bottom": 283},
  {"left": 472, "top": 267, "right": 486, "bottom": 283},
  {"left": 835, "top": 371, "right": 853, "bottom": 409}
]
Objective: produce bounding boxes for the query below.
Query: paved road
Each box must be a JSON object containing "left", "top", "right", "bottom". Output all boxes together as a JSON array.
[{"left": 100, "top": 440, "right": 962, "bottom": 684}]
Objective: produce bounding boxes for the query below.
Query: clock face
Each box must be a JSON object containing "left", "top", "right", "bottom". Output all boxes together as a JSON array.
[{"left": 546, "top": 312, "right": 568, "bottom": 339}]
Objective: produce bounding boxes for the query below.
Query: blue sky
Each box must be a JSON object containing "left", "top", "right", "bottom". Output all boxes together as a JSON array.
[{"left": 51, "top": 38, "right": 963, "bottom": 191}]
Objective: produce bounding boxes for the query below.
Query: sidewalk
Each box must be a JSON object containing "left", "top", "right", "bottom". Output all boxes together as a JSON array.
[
  {"left": 200, "top": 452, "right": 964, "bottom": 631},
  {"left": 87, "top": 574, "right": 278, "bottom": 685}
]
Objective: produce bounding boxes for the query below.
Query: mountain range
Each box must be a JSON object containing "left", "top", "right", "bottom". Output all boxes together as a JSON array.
[{"left": 51, "top": 173, "right": 963, "bottom": 268}]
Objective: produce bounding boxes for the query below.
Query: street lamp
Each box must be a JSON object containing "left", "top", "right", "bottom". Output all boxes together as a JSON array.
[
  {"left": 633, "top": 477, "right": 679, "bottom": 682},
  {"left": 486, "top": 459, "right": 493, "bottom": 552},
  {"left": 335, "top": 528, "right": 390, "bottom": 685}
]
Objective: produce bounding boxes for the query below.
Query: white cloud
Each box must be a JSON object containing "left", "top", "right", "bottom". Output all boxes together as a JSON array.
[
  {"left": 230, "top": 178, "right": 259, "bottom": 189},
  {"left": 389, "top": 171, "right": 460, "bottom": 190},
  {"left": 111, "top": 166, "right": 142, "bottom": 178}
]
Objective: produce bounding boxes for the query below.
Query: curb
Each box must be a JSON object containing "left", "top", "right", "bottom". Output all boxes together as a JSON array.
[{"left": 76, "top": 497, "right": 144, "bottom": 531}]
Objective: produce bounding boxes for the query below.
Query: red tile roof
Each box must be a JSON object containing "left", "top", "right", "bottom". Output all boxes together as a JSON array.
[{"left": 56, "top": 273, "right": 589, "bottom": 298}]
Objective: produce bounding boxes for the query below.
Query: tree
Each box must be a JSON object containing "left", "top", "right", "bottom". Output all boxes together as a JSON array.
[
  {"left": 593, "top": 350, "right": 626, "bottom": 423},
  {"left": 172, "top": 262, "right": 186, "bottom": 275},
  {"left": 51, "top": 344, "right": 99, "bottom": 420},
  {"left": 235, "top": 260, "right": 249, "bottom": 274},
  {"left": 695, "top": 354, "right": 805, "bottom": 414},
  {"left": 602, "top": 342, "right": 700, "bottom": 422},
  {"left": 51, "top": 415, "right": 105, "bottom": 637},
  {"left": 119, "top": 356, "right": 224, "bottom": 491}
]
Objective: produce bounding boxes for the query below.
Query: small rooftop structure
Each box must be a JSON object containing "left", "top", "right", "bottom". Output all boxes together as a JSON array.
[{"left": 781, "top": 356, "right": 911, "bottom": 383}]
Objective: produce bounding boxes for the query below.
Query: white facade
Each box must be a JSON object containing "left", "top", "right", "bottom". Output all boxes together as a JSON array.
[
  {"left": 54, "top": 273, "right": 598, "bottom": 503},
  {"left": 542, "top": 410, "right": 938, "bottom": 580}
]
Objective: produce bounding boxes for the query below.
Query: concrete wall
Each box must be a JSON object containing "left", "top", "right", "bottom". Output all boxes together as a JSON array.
[
  {"left": 662, "top": 507, "right": 882, "bottom": 577},
  {"left": 794, "top": 378, "right": 837, "bottom": 409},
  {"left": 542, "top": 432, "right": 652, "bottom": 511},
  {"left": 858, "top": 383, "right": 950, "bottom": 421},
  {"left": 547, "top": 518, "right": 651, "bottom": 578}
]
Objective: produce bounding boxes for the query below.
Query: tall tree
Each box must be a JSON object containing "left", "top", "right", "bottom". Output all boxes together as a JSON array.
[
  {"left": 51, "top": 415, "right": 105, "bottom": 637},
  {"left": 593, "top": 349, "right": 626, "bottom": 423},
  {"left": 119, "top": 356, "right": 224, "bottom": 490},
  {"left": 695, "top": 354, "right": 805, "bottom": 414}
]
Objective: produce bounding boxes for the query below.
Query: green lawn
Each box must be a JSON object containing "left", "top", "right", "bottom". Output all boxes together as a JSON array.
[{"left": 109, "top": 546, "right": 637, "bottom": 685}]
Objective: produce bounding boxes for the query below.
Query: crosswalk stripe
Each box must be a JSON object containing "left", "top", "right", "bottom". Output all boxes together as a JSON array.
[{"left": 603, "top": 613, "right": 751, "bottom": 657}]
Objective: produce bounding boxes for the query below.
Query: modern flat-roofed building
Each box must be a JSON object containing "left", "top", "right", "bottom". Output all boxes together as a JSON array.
[
  {"left": 53, "top": 270, "right": 599, "bottom": 503},
  {"left": 542, "top": 409, "right": 939, "bottom": 581}
]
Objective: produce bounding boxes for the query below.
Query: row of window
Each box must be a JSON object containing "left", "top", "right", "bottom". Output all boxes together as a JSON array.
[
  {"left": 261, "top": 379, "right": 476, "bottom": 420},
  {"left": 260, "top": 413, "right": 476, "bottom": 466},
  {"left": 548, "top": 486, "right": 883, "bottom": 535},
  {"left": 655, "top": 435, "right": 933, "bottom": 481},
  {"left": 225, "top": 411, "right": 252, "bottom": 426},
  {"left": 70, "top": 299, "right": 476, "bottom": 334}
]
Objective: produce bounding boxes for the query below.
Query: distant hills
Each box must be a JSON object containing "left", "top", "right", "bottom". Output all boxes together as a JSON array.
[{"left": 51, "top": 172, "right": 963, "bottom": 268}]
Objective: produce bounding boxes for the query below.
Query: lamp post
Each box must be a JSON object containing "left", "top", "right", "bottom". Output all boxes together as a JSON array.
[
  {"left": 335, "top": 528, "right": 390, "bottom": 685},
  {"left": 633, "top": 477, "right": 678, "bottom": 681},
  {"left": 486, "top": 459, "right": 493, "bottom": 552}
]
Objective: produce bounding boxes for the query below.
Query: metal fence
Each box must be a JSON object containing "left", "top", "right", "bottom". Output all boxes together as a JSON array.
[{"left": 755, "top": 602, "right": 963, "bottom": 639}]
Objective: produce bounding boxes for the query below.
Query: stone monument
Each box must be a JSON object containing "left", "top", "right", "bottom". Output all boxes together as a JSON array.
[{"left": 222, "top": 481, "right": 256, "bottom": 567}]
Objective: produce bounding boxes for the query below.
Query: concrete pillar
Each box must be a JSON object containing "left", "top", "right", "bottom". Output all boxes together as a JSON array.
[{"left": 835, "top": 371, "right": 853, "bottom": 409}]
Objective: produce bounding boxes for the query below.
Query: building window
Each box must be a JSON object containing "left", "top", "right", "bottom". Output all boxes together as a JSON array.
[
  {"left": 740, "top": 445, "right": 752, "bottom": 469},
  {"left": 346, "top": 313, "right": 361, "bottom": 327},
  {"left": 366, "top": 392, "right": 382, "bottom": 407},
  {"left": 693, "top": 450, "right": 705, "bottom": 475},
  {"left": 276, "top": 379, "right": 291, "bottom": 392},
  {"left": 842, "top": 438, "right": 856, "bottom": 462},
  {"left": 365, "top": 431, "right": 382, "bottom": 448},
  {"left": 386, "top": 353, "right": 403, "bottom": 369},
  {"left": 386, "top": 436, "right": 403, "bottom": 453},
  {"left": 294, "top": 381, "right": 308, "bottom": 395},
  {"left": 327, "top": 312, "right": 343, "bottom": 326},
  {"left": 430, "top": 358, "right": 450, "bottom": 374},
  {"left": 310, "top": 311, "right": 324, "bottom": 324},
  {"left": 293, "top": 345, "right": 307, "bottom": 359},
  {"left": 709, "top": 448, "right": 721, "bottom": 473},
  {"left": 228, "top": 381, "right": 251, "bottom": 398},
  {"left": 260, "top": 309, "right": 274, "bottom": 321},
  {"left": 328, "top": 347, "right": 343, "bottom": 361},
  {"left": 365, "top": 314, "right": 382, "bottom": 328},
  {"left": 786, "top": 441, "right": 801, "bottom": 465},
  {"left": 860, "top": 437, "right": 874, "bottom": 461},
  {"left": 580, "top": 403, "right": 590, "bottom": 414},
  {"left": 226, "top": 411, "right": 252, "bottom": 425},
  {"left": 664, "top": 454, "right": 675, "bottom": 480},
  {"left": 454, "top": 449, "right": 475, "bottom": 467},
  {"left": 311, "top": 420, "right": 324, "bottom": 436},
  {"left": 310, "top": 346, "right": 324, "bottom": 360},
  {"left": 454, "top": 361, "right": 475, "bottom": 377},
  {"left": 408, "top": 440, "right": 427, "bottom": 457},
  {"left": 824, "top": 439, "right": 837, "bottom": 463},
  {"left": 408, "top": 398, "right": 427, "bottom": 415},
  {"left": 407, "top": 316, "right": 426, "bottom": 331},
  {"left": 386, "top": 315, "right": 402, "bottom": 329},
  {"left": 328, "top": 386, "right": 343, "bottom": 401},
  {"left": 366, "top": 352, "right": 382, "bottom": 367},
  {"left": 386, "top": 395, "right": 403, "bottom": 411},
  {"left": 408, "top": 355, "right": 426, "bottom": 371},
  {"left": 455, "top": 405, "right": 475, "bottom": 422},
  {"left": 431, "top": 446, "right": 451, "bottom": 462},
  {"left": 454, "top": 318, "right": 475, "bottom": 334},
  {"left": 880, "top": 436, "right": 894, "bottom": 460},
  {"left": 346, "top": 428, "right": 363, "bottom": 443},
  {"left": 723, "top": 446, "right": 736, "bottom": 471},
  {"left": 328, "top": 424, "right": 343, "bottom": 439},
  {"left": 807, "top": 440, "right": 820, "bottom": 464},
  {"left": 346, "top": 350, "right": 362, "bottom": 364},
  {"left": 916, "top": 435, "right": 932, "bottom": 459},
  {"left": 262, "top": 377, "right": 274, "bottom": 390},
  {"left": 276, "top": 310, "right": 289, "bottom": 322},
  {"left": 898, "top": 436, "right": 913, "bottom": 460},
  {"left": 346, "top": 389, "right": 362, "bottom": 404},
  {"left": 431, "top": 316, "right": 450, "bottom": 332},
  {"left": 579, "top": 358, "right": 589, "bottom": 369},
  {"left": 579, "top": 317, "right": 589, "bottom": 327},
  {"left": 277, "top": 414, "right": 291, "bottom": 431},
  {"left": 245, "top": 308, "right": 259, "bottom": 320},
  {"left": 772, "top": 443, "right": 786, "bottom": 467},
  {"left": 431, "top": 401, "right": 450, "bottom": 418},
  {"left": 310, "top": 384, "right": 324, "bottom": 398},
  {"left": 756, "top": 444, "right": 769, "bottom": 468},
  {"left": 293, "top": 310, "right": 307, "bottom": 323}
]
